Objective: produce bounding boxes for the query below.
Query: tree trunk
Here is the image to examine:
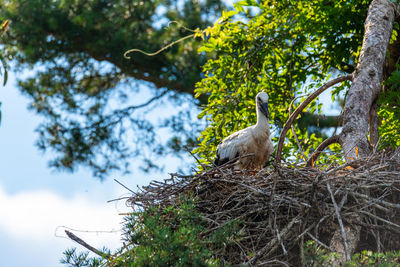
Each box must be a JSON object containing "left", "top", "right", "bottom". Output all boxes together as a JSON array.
[
  {"left": 340, "top": 0, "right": 396, "bottom": 159},
  {"left": 332, "top": 0, "right": 396, "bottom": 264}
]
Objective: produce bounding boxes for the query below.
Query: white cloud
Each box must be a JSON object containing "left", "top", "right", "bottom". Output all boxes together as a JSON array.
[{"left": 0, "top": 184, "right": 128, "bottom": 266}]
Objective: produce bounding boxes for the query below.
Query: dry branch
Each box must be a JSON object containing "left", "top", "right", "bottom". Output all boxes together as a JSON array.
[
  {"left": 126, "top": 150, "right": 400, "bottom": 265},
  {"left": 289, "top": 95, "right": 309, "bottom": 162},
  {"left": 306, "top": 135, "right": 340, "bottom": 167},
  {"left": 276, "top": 74, "right": 352, "bottom": 165},
  {"left": 327, "top": 182, "right": 350, "bottom": 261},
  {"left": 65, "top": 230, "right": 109, "bottom": 258}
]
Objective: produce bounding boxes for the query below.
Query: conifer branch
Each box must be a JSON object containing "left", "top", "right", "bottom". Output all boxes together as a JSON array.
[{"left": 65, "top": 230, "right": 109, "bottom": 259}]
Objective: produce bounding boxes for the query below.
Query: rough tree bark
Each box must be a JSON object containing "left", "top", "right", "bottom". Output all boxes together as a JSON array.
[
  {"left": 331, "top": 0, "right": 396, "bottom": 263},
  {"left": 274, "top": 0, "right": 397, "bottom": 263},
  {"left": 340, "top": 0, "right": 396, "bottom": 160}
]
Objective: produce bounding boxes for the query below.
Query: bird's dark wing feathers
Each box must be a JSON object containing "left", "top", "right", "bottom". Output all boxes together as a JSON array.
[{"left": 214, "top": 151, "right": 239, "bottom": 166}]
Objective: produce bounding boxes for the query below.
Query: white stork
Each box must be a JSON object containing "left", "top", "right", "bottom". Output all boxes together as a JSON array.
[{"left": 214, "top": 92, "right": 273, "bottom": 170}]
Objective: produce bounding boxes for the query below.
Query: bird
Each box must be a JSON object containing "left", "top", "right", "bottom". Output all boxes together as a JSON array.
[{"left": 214, "top": 92, "right": 273, "bottom": 170}]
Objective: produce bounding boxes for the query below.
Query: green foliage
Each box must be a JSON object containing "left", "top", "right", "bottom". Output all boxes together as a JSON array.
[
  {"left": 61, "top": 248, "right": 105, "bottom": 267},
  {"left": 2, "top": 0, "right": 399, "bottom": 178},
  {"left": 62, "top": 197, "right": 237, "bottom": 266},
  {"left": 379, "top": 64, "right": 400, "bottom": 148},
  {"left": 304, "top": 241, "right": 400, "bottom": 267},
  {"left": 303, "top": 240, "right": 339, "bottom": 266},
  {"left": 0, "top": 18, "right": 9, "bottom": 126},
  {"left": 116, "top": 198, "right": 230, "bottom": 266},
  {"left": 347, "top": 250, "right": 400, "bottom": 266},
  {"left": 0, "top": 0, "right": 225, "bottom": 178},
  {"left": 378, "top": 102, "right": 400, "bottom": 148},
  {"left": 194, "top": 0, "right": 368, "bottom": 164}
]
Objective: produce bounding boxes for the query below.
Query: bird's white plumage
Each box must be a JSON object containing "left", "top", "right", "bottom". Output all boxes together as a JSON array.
[{"left": 214, "top": 92, "right": 273, "bottom": 170}]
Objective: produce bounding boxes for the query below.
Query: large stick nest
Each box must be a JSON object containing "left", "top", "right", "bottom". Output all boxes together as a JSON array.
[{"left": 127, "top": 151, "right": 400, "bottom": 265}]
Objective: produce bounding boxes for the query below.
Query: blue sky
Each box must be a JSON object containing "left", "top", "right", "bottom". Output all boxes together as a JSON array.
[
  {"left": 0, "top": 71, "right": 339, "bottom": 266},
  {"left": 0, "top": 5, "right": 344, "bottom": 261},
  {"left": 0, "top": 71, "right": 186, "bottom": 266}
]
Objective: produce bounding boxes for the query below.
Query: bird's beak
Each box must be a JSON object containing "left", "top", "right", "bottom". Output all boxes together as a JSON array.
[{"left": 260, "top": 102, "right": 269, "bottom": 118}]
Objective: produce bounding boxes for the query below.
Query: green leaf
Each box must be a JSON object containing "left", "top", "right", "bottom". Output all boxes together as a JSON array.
[
  {"left": 3, "top": 69, "right": 7, "bottom": 86},
  {"left": 235, "top": 0, "right": 259, "bottom": 7}
]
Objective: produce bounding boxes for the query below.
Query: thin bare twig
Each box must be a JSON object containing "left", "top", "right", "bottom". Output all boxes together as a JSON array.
[
  {"left": 114, "top": 179, "right": 135, "bottom": 194},
  {"left": 327, "top": 182, "right": 350, "bottom": 261},
  {"left": 289, "top": 95, "right": 309, "bottom": 162},
  {"left": 307, "top": 232, "right": 331, "bottom": 251},
  {"left": 360, "top": 210, "right": 400, "bottom": 229},
  {"left": 125, "top": 150, "right": 400, "bottom": 265},
  {"left": 276, "top": 75, "right": 352, "bottom": 165},
  {"left": 248, "top": 215, "right": 300, "bottom": 264},
  {"left": 65, "top": 230, "right": 109, "bottom": 258},
  {"left": 306, "top": 135, "right": 341, "bottom": 167},
  {"left": 259, "top": 259, "right": 290, "bottom": 267}
]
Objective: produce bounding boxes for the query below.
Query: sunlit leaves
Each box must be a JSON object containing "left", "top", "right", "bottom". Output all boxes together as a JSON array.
[
  {"left": 0, "top": 18, "right": 9, "bottom": 127},
  {"left": 0, "top": 0, "right": 226, "bottom": 178},
  {"left": 194, "top": 0, "right": 368, "bottom": 165},
  {"left": 0, "top": 18, "right": 8, "bottom": 86},
  {"left": 378, "top": 64, "right": 400, "bottom": 148},
  {"left": 62, "top": 197, "right": 239, "bottom": 266}
]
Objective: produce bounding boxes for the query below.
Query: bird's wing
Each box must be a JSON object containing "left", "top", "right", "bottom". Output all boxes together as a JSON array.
[{"left": 215, "top": 127, "right": 252, "bottom": 165}]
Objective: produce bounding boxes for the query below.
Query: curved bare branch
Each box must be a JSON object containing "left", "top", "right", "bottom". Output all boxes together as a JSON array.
[
  {"left": 275, "top": 74, "right": 352, "bottom": 165},
  {"left": 289, "top": 94, "right": 308, "bottom": 162},
  {"left": 306, "top": 135, "right": 341, "bottom": 167}
]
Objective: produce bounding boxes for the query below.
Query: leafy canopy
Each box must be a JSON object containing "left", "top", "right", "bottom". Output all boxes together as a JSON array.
[
  {"left": 2, "top": 0, "right": 400, "bottom": 178},
  {"left": 0, "top": 19, "right": 9, "bottom": 125},
  {"left": 61, "top": 197, "right": 237, "bottom": 266},
  {"left": 58, "top": 2, "right": 400, "bottom": 265},
  {"left": 194, "top": 0, "right": 376, "bottom": 164},
  {"left": 0, "top": 0, "right": 225, "bottom": 178}
]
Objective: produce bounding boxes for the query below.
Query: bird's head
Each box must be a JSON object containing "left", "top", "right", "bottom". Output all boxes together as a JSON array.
[{"left": 256, "top": 92, "right": 270, "bottom": 118}]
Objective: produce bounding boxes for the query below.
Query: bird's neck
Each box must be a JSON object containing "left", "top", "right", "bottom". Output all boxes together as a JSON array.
[{"left": 255, "top": 107, "right": 270, "bottom": 133}]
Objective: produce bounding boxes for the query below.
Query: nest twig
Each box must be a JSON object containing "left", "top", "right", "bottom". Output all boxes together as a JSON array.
[{"left": 126, "top": 150, "right": 400, "bottom": 265}]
